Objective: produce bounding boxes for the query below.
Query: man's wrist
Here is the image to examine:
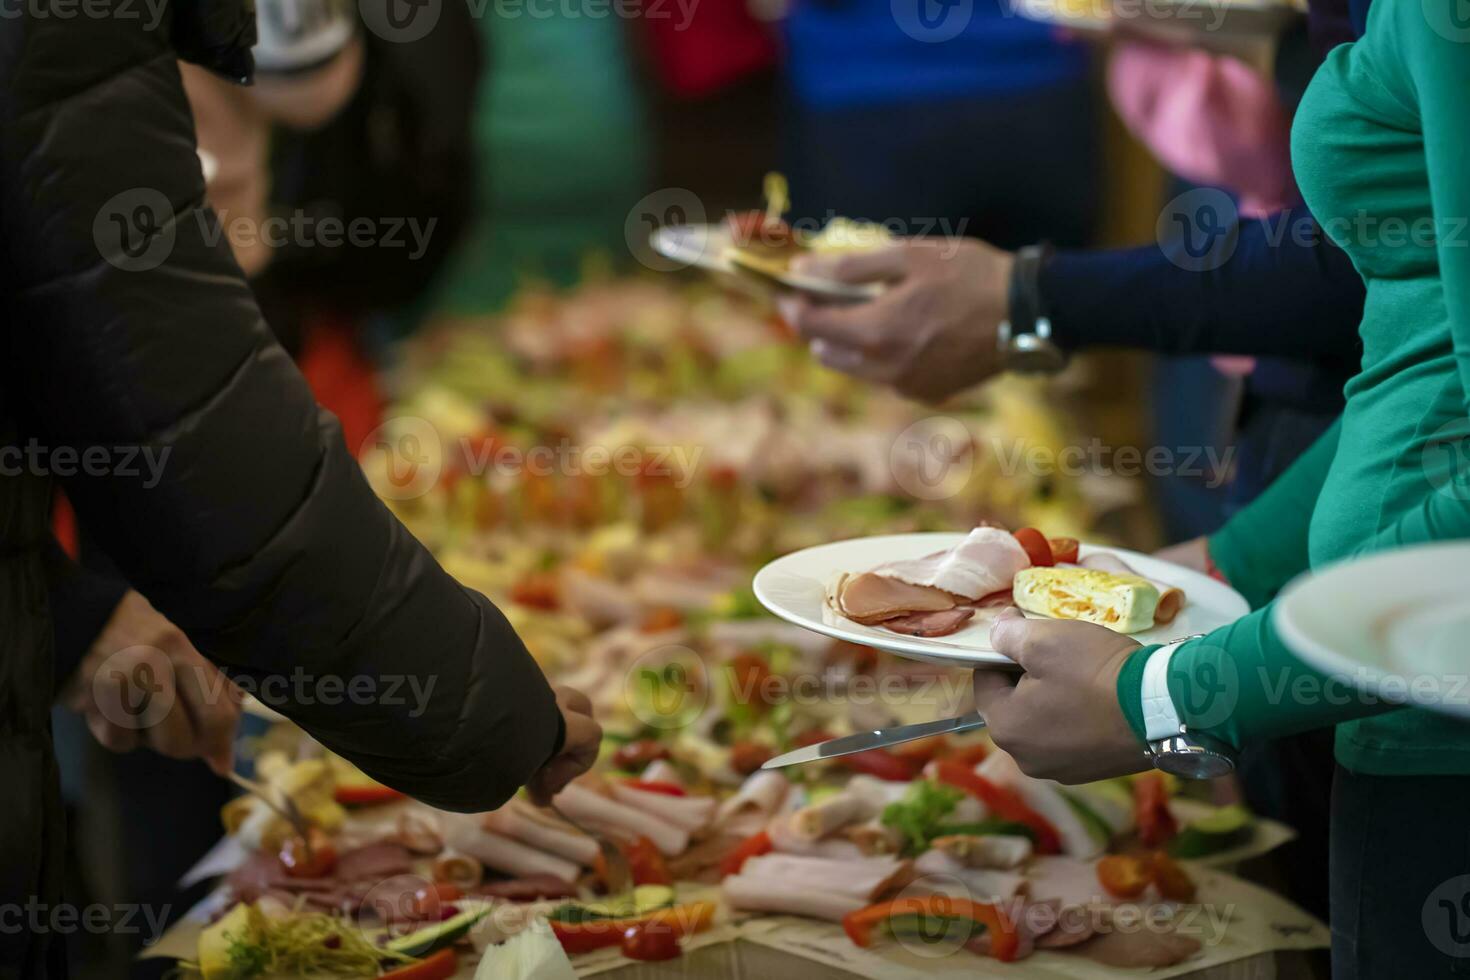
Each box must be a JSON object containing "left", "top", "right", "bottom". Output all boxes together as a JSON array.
[{"left": 1116, "top": 643, "right": 1158, "bottom": 744}]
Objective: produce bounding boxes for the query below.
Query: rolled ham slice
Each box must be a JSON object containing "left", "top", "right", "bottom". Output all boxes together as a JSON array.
[
  {"left": 791, "top": 792, "right": 869, "bottom": 840},
  {"left": 767, "top": 813, "right": 868, "bottom": 859},
  {"left": 737, "top": 853, "right": 910, "bottom": 902},
  {"left": 845, "top": 819, "right": 903, "bottom": 856},
  {"left": 911, "top": 850, "right": 1027, "bottom": 902},
  {"left": 717, "top": 770, "right": 789, "bottom": 824},
  {"left": 875, "top": 528, "right": 1031, "bottom": 601},
  {"left": 554, "top": 783, "right": 689, "bottom": 856},
  {"left": 931, "top": 833, "right": 1033, "bottom": 870},
  {"left": 441, "top": 817, "right": 580, "bottom": 884},
  {"left": 640, "top": 759, "right": 684, "bottom": 789},
  {"left": 723, "top": 875, "right": 865, "bottom": 923},
  {"left": 482, "top": 802, "right": 599, "bottom": 867},
  {"left": 609, "top": 784, "right": 716, "bottom": 833},
  {"left": 1079, "top": 553, "right": 1185, "bottom": 625}
]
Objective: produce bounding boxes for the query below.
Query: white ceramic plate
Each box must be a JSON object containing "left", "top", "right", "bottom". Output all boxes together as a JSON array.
[
  {"left": 650, "top": 225, "right": 885, "bottom": 302},
  {"left": 1274, "top": 541, "right": 1470, "bottom": 719},
  {"left": 753, "top": 533, "right": 1249, "bottom": 667}
]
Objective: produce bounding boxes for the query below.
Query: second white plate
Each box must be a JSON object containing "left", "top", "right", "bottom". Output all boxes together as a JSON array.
[{"left": 753, "top": 532, "right": 1249, "bottom": 667}]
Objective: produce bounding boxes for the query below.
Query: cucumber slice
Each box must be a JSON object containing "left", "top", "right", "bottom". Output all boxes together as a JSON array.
[
  {"left": 1167, "top": 804, "right": 1254, "bottom": 858},
  {"left": 385, "top": 904, "right": 491, "bottom": 957}
]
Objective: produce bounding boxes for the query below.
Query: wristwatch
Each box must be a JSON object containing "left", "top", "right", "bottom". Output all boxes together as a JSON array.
[
  {"left": 997, "top": 243, "right": 1068, "bottom": 375},
  {"left": 1140, "top": 635, "right": 1237, "bottom": 779}
]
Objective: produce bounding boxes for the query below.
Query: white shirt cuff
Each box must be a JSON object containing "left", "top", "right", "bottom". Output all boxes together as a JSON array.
[{"left": 1141, "top": 641, "right": 1189, "bottom": 742}]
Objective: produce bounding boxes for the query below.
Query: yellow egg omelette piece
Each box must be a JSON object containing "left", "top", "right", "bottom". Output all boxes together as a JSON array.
[{"left": 1012, "top": 567, "right": 1161, "bottom": 633}]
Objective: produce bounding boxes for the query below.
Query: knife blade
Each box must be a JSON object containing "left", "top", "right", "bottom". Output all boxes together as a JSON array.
[{"left": 761, "top": 712, "right": 988, "bottom": 769}]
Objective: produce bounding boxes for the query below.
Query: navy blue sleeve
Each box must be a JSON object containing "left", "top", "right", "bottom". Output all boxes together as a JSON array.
[{"left": 1041, "top": 207, "right": 1365, "bottom": 363}]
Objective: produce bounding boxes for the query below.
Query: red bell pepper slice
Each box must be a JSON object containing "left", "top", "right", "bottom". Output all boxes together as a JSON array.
[
  {"left": 333, "top": 783, "right": 406, "bottom": 806},
  {"left": 1133, "top": 772, "right": 1178, "bottom": 847},
  {"left": 380, "top": 949, "right": 458, "bottom": 980},
  {"left": 623, "top": 779, "right": 686, "bottom": 797},
  {"left": 719, "top": 829, "right": 773, "bottom": 877},
  {"left": 839, "top": 748, "right": 922, "bottom": 782},
  {"left": 842, "top": 896, "right": 1019, "bottom": 962},
  {"left": 933, "top": 760, "right": 1062, "bottom": 854},
  {"left": 551, "top": 902, "right": 716, "bottom": 956},
  {"left": 595, "top": 835, "right": 671, "bottom": 888}
]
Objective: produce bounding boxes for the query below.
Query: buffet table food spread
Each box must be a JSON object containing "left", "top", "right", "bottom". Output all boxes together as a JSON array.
[{"left": 151, "top": 279, "right": 1327, "bottom": 979}]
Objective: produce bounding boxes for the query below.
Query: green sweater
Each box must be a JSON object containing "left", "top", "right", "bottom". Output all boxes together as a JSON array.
[{"left": 1119, "top": 0, "right": 1470, "bottom": 775}]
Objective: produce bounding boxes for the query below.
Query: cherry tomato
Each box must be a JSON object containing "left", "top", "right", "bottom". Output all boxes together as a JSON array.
[
  {"left": 729, "top": 741, "right": 774, "bottom": 775},
  {"left": 1096, "top": 855, "right": 1151, "bottom": 899},
  {"left": 277, "top": 828, "right": 338, "bottom": 879},
  {"left": 1012, "top": 527, "right": 1054, "bottom": 567},
  {"left": 611, "top": 740, "right": 670, "bottom": 773},
  {"left": 620, "top": 921, "right": 682, "bottom": 961},
  {"left": 1149, "top": 851, "right": 1197, "bottom": 901},
  {"left": 510, "top": 571, "right": 560, "bottom": 610},
  {"left": 726, "top": 652, "right": 773, "bottom": 714},
  {"left": 639, "top": 607, "right": 684, "bottom": 633},
  {"left": 1048, "top": 537, "right": 1080, "bottom": 565}
]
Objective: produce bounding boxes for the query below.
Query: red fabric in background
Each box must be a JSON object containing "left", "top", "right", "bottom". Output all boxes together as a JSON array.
[
  {"left": 640, "top": 0, "right": 777, "bottom": 98},
  {"left": 297, "top": 315, "right": 384, "bottom": 457}
]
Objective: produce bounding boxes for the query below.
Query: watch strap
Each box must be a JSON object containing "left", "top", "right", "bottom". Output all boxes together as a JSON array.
[
  {"left": 1141, "top": 640, "right": 1187, "bottom": 741},
  {"left": 1007, "top": 243, "right": 1053, "bottom": 337}
]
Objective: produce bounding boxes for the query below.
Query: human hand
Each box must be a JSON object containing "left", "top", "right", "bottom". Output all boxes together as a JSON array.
[
  {"left": 972, "top": 608, "right": 1150, "bottom": 784},
  {"left": 1153, "top": 536, "right": 1212, "bottom": 575},
  {"left": 526, "top": 685, "right": 602, "bottom": 806},
  {"left": 62, "top": 590, "right": 241, "bottom": 775},
  {"left": 778, "top": 238, "right": 1014, "bottom": 403}
]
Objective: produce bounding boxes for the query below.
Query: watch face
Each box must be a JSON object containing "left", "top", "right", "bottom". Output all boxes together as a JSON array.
[{"left": 1156, "top": 752, "right": 1234, "bottom": 780}]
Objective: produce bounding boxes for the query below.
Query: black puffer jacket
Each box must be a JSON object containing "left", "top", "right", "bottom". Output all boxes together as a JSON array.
[{"left": 0, "top": 6, "right": 559, "bottom": 976}]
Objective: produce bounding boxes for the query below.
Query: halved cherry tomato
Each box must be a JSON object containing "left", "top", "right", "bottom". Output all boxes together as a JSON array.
[
  {"left": 838, "top": 748, "right": 921, "bottom": 782},
  {"left": 621, "top": 921, "right": 682, "bottom": 961},
  {"left": 1149, "top": 850, "right": 1197, "bottom": 901},
  {"left": 510, "top": 570, "right": 560, "bottom": 610},
  {"left": 1096, "top": 855, "right": 1151, "bottom": 899},
  {"left": 719, "top": 829, "right": 774, "bottom": 877},
  {"left": 277, "top": 828, "right": 337, "bottom": 879},
  {"left": 1012, "top": 527, "right": 1054, "bottom": 567},
  {"left": 639, "top": 606, "right": 684, "bottom": 633},
  {"left": 597, "top": 835, "right": 672, "bottom": 888},
  {"left": 1048, "top": 537, "right": 1080, "bottom": 565},
  {"left": 381, "top": 948, "right": 458, "bottom": 980},
  {"left": 726, "top": 652, "right": 773, "bottom": 714},
  {"left": 729, "top": 741, "right": 775, "bottom": 775},
  {"left": 1133, "top": 772, "right": 1178, "bottom": 847},
  {"left": 623, "top": 778, "right": 686, "bottom": 797},
  {"left": 611, "top": 740, "right": 670, "bottom": 773},
  {"left": 932, "top": 760, "right": 1062, "bottom": 854}
]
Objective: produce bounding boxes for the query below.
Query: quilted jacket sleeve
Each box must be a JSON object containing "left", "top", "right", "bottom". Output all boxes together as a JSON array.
[{"left": 0, "top": 4, "right": 561, "bottom": 812}]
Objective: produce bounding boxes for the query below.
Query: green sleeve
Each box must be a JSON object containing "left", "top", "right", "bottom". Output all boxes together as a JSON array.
[
  {"left": 1208, "top": 420, "right": 1341, "bottom": 608},
  {"left": 1348, "top": 0, "right": 1470, "bottom": 555}
]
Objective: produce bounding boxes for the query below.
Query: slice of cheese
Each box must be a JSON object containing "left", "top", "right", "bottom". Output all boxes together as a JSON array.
[{"left": 1012, "top": 567, "right": 1160, "bottom": 633}]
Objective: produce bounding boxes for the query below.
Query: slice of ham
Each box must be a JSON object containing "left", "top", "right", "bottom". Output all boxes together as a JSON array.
[
  {"left": 723, "top": 875, "right": 866, "bottom": 922},
  {"left": 875, "top": 528, "right": 1031, "bottom": 601},
  {"left": 475, "top": 874, "right": 580, "bottom": 902},
  {"left": 482, "top": 802, "right": 599, "bottom": 866},
  {"left": 767, "top": 813, "right": 868, "bottom": 859},
  {"left": 931, "top": 833, "right": 1033, "bottom": 870},
  {"left": 911, "top": 849, "right": 1026, "bottom": 902},
  {"left": 737, "top": 853, "right": 910, "bottom": 902},
  {"left": 717, "top": 770, "right": 789, "bottom": 824},
  {"left": 791, "top": 793, "right": 870, "bottom": 840},
  {"left": 554, "top": 783, "right": 689, "bottom": 856},
  {"left": 1025, "top": 855, "right": 1124, "bottom": 909},
  {"left": 880, "top": 607, "right": 975, "bottom": 637},
  {"left": 1079, "top": 553, "right": 1185, "bottom": 625},
  {"left": 845, "top": 819, "right": 903, "bottom": 856},
  {"left": 442, "top": 816, "right": 580, "bottom": 883},
  {"left": 609, "top": 784, "right": 716, "bottom": 833},
  {"left": 831, "top": 572, "right": 957, "bottom": 626},
  {"left": 1076, "top": 928, "right": 1202, "bottom": 968}
]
